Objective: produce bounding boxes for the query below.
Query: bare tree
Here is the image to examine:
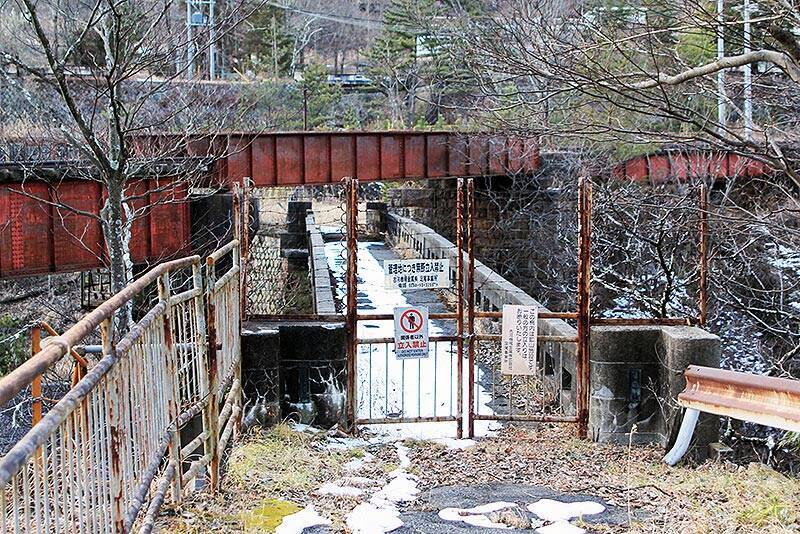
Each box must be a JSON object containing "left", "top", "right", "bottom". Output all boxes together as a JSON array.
[
  {"left": 0, "top": 0, "right": 268, "bottom": 333},
  {"left": 432, "top": 0, "right": 800, "bottom": 181}
]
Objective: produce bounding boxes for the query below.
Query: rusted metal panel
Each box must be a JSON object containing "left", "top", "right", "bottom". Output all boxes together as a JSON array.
[
  {"left": 226, "top": 135, "right": 252, "bottom": 184},
  {"left": 127, "top": 179, "right": 152, "bottom": 264},
  {"left": 709, "top": 151, "right": 729, "bottom": 178},
  {"left": 427, "top": 134, "right": 448, "bottom": 177},
  {"left": 52, "top": 180, "right": 104, "bottom": 270},
  {"left": 331, "top": 134, "right": 356, "bottom": 181},
  {"left": 251, "top": 136, "right": 276, "bottom": 186},
  {"left": 404, "top": 135, "right": 426, "bottom": 178},
  {"left": 304, "top": 135, "right": 331, "bottom": 183},
  {"left": 508, "top": 137, "right": 524, "bottom": 174},
  {"left": 488, "top": 136, "right": 507, "bottom": 175},
  {"left": 468, "top": 136, "right": 487, "bottom": 175},
  {"left": 669, "top": 152, "right": 690, "bottom": 181},
  {"left": 678, "top": 365, "right": 800, "bottom": 432},
  {"left": 0, "top": 178, "right": 191, "bottom": 278},
  {"left": 688, "top": 152, "right": 710, "bottom": 178},
  {"left": 7, "top": 183, "right": 53, "bottom": 275},
  {"left": 356, "top": 135, "right": 381, "bottom": 180},
  {"left": 150, "top": 179, "right": 191, "bottom": 259},
  {"left": 647, "top": 154, "right": 671, "bottom": 183},
  {"left": 448, "top": 136, "right": 468, "bottom": 176},
  {"left": 380, "top": 135, "right": 403, "bottom": 179},
  {"left": 625, "top": 157, "right": 648, "bottom": 182},
  {"left": 0, "top": 187, "right": 11, "bottom": 276},
  {"left": 276, "top": 135, "right": 303, "bottom": 184},
  {"left": 522, "top": 138, "right": 540, "bottom": 173}
]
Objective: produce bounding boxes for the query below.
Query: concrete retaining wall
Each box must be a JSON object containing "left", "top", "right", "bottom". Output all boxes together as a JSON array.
[
  {"left": 589, "top": 325, "right": 720, "bottom": 452},
  {"left": 306, "top": 212, "right": 337, "bottom": 315}
]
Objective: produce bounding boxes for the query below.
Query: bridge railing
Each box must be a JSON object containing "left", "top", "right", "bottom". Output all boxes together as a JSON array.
[{"left": 0, "top": 241, "right": 242, "bottom": 533}]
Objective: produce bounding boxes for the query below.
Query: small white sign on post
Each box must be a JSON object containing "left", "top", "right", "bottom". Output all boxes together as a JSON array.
[
  {"left": 501, "top": 305, "right": 538, "bottom": 375},
  {"left": 393, "top": 306, "right": 429, "bottom": 359},
  {"left": 384, "top": 259, "right": 450, "bottom": 290}
]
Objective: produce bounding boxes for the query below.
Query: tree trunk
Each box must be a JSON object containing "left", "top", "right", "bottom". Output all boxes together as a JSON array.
[{"left": 100, "top": 176, "right": 133, "bottom": 337}]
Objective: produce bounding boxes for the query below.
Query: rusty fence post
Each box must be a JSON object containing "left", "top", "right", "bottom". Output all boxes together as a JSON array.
[
  {"left": 232, "top": 240, "right": 244, "bottom": 435},
  {"left": 456, "top": 178, "right": 465, "bottom": 439},
  {"left": 576, "top": 177, "right": 593, "bottom": 439},
  {"left": 466, "top": 178, "right": 476, "bottom": 438},
  {"left": 158, "top": 272, "right": 183, "bottom": 502},
  {"left": 241, "top": 179, "right": 252, "bottom": 322},
  {"left": 204, "top": 256, "right": 221, "bottom": 492},
  {"left": 345, "top": 177, "right": 359, "bottom": 432},
  {"left": 698, "top": 183, "right": 709, "bottom": 326},
  {"left": 30, "top": 326, "right": 42, "bottom": 427},
  {"left": 101, "top": 317, "right": 125, "bottom": 532},
  {"left": 232, "top": 184, "right": 245, "bottom": 322}
]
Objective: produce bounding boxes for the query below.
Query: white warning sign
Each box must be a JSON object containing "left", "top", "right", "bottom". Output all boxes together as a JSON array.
[
  {"left": 501, "top": 305, "right": 538, "bottom": 375},
  {"left": 384, "top": 259, "right": 450, "bottom": 290},
  {"left": 393, "top": 306, "right": 429, "bottom": 359}
]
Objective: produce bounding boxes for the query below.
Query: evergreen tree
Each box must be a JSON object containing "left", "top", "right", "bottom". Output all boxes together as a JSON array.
[{"left": 240, "top": 5, "right": 293, "bottom": 77}]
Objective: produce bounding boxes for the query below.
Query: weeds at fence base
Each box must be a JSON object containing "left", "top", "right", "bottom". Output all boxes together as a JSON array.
[{"left": 227, "top": 424, "right": 354, "bottom": 496}]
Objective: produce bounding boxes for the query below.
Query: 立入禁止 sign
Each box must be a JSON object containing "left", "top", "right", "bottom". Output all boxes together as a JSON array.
[
  {"left": 384, "top": 259, "right": 450, "bottom": 290},
  {"left": 393, "top": 306, "right": 429, "bottom": 359},
  {"left": 501, "top": 305, "right": 538, "bottom": 375}
]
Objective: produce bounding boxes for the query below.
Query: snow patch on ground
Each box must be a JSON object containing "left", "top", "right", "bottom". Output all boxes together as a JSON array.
[
  {"left": 274, "top": 505, "right": 331, "bottom": 534},
  {"left": 346, "top": 503, "right": 403, "bottom": 533},
  {"left": 343, "top": 440, "right": 420, "bottom": 532},
  {"left": 438, "top": 502, "right": 517, "bottom": 529},
  {"left": 344, "top": 452, "right": 375, "bottom": 472},
  {"left": 395, "top": 443, "right": 411, "bottom": 468},
  {"left": 317, "top": 482, "right": 365, "bottom": 497},
  {"left": 374, "top": 473, "right": 420, "bottom": 502},
  {"left": 528, "top": 499, "right": 605, "bottom": 522}
]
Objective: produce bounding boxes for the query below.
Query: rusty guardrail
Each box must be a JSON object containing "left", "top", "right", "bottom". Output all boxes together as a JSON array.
[
  {"left": 0, "top": 240, "right": 243, "bottom": 532},
  {"left": 0, "top": 256, "right": 199, "bottom": 409},
  {"left": 664, "top": 365, "right": 800, "bottom": 465}
]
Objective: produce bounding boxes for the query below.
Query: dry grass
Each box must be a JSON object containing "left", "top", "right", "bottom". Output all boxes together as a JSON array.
[{"left": 158, "top": 424, "right": 800, "bottom": 533}]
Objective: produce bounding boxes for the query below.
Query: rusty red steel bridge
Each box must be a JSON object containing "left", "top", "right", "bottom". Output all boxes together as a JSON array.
[{"left": 1, "top": 130, "right": 772, "bottom": 279}]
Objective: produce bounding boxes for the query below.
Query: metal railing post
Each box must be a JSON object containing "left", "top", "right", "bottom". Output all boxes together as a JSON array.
[
  {"left": 698, "top": 183, "right": 709, "bottom": 326},
  {"left": 345, "top": 177, "right": 359, "bottom": 432},
  {"left": 101, "top": 317, "right": 125, "bottom": 532},
  {"left": 466, "top": 178, "right": 475, "bottom": 438},
  {"left": 576, "top": 177, "right": 593, "bottom": 439},
  {"left": 204, "top": 257, "right": 221, "bottom": 491},
  {"left": 30, "top": 326, "right": 42, "bottom": 427},
  {"left": 158, "top": 272, "right": 183, "bottom": 502},
  {"left": 456, "top": 179, "right": 464, "bottom": 439}
]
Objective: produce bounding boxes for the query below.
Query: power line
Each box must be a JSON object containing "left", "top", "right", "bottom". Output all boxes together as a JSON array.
[{"left": 265, "top": 1, "right": 383, "bottom": 30}]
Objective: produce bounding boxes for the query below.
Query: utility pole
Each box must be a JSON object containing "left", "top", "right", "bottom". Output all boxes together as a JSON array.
[
  {"left": 743, "top": 0, "right": 753, "bottom": 140},
  {"left": 209, "top": 0, "right": 216, "bottom": 80},
  {"left": 717, "top": 0, "right": 727, "bottom": 134}
]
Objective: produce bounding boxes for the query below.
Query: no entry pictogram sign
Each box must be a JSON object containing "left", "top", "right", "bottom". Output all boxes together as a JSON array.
[
  {"left": 393, "top": 306, "right": 429, "bottom": 359},
  {"left": 399, "top": 309, "right": 423, "bottom": 333}
]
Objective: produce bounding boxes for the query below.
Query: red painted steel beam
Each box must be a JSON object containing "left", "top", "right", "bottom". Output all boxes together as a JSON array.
[
  {"left": 612, "top": 150, "right": 773, "bottom": 183},
  {"left": 1, "top": 131, "right": 540, "bottom": 278},
  {"left": 131, "top": 131, "right": 541, "bottom": 187},
  {"left": 0, "top": 177, "right": 190, "bottom": 278}
]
